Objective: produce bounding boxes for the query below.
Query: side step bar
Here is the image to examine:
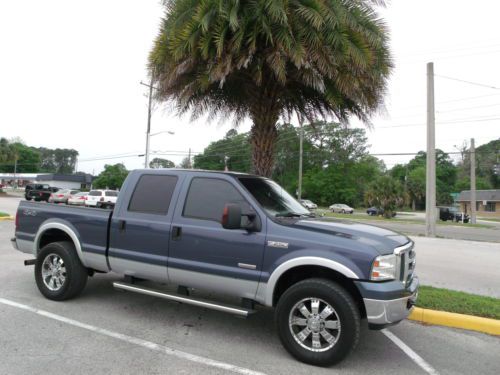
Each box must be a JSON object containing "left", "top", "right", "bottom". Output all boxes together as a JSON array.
[{"left": 113, "top": 282, "right": 255, "bottom": 317}]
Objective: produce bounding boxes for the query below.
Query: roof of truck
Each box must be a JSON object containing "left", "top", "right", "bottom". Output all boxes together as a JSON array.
[{"left": 134, "top": 168, "right": 263, "bottom": 178}]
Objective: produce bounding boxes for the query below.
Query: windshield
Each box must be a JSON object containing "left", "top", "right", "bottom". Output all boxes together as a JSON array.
[{"left": 238, "top": 177, "right": 311, "bottom": 217}]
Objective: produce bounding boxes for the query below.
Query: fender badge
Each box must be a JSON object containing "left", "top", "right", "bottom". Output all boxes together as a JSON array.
[
  {"left": 267, "top": 241, "right": 288, "bottom": 249},
  {"left": 23, "top": 209, "right": 37, "bottom": 217}
]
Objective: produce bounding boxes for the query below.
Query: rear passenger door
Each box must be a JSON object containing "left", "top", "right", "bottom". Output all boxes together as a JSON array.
[
  {"left": 108, "top": 173, "right": 181, "bottom": 282},
  {"left": 168, "top": 175, "right": 266, "bottom": 300}
]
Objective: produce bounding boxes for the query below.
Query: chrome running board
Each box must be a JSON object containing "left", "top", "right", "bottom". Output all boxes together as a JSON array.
[{"left": 113, "top": 281, "right": 255, "bottom": 317}]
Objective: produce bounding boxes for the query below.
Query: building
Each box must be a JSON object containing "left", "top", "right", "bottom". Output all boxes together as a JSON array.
[
  {"left": 457, "top": 189, "right": 500, "bottom": 217},
  {"left": 36, "top": 174, "right": 94, "bottom": 190},
  {"left": 0, "top": 173, "right": 93, "bottom": 190}
]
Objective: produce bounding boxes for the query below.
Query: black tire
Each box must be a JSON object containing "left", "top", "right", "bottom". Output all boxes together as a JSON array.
[
  {"left": 275, "top": 278, "right": 360, "bottom": 366},
  {"left": 35, "top": 241, "right": 88, "bottom": 301},
  {"left": 25, "top": 196, "right": 32, "bottom": 201},
  {"left": 341, "top": 209, "right": 345, "bottom": 214}
]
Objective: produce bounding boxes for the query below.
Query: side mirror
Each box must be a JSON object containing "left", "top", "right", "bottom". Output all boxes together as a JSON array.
[{"left": 222, "top": 204, "right": 242, "bottom": 229}]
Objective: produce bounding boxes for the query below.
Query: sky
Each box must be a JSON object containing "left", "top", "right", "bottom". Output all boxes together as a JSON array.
[{"left": 0, "top": 0, "right": 499, "bottom": 175}]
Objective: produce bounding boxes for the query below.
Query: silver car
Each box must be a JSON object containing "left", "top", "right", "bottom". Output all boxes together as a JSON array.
[
  {"left": 48, "top": 189, "right": 80, "bottom": 204},
  {"left": 329, "top": 203, "right": 354, "bottom": 214},
  {"left": 67, "top": 192, "right": 89, "bottom": 206}
]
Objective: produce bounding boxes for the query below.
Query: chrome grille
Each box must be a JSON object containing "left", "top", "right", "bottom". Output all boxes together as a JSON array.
[{"left": 395, "top": 242, "right": 415, "bottom": 286}]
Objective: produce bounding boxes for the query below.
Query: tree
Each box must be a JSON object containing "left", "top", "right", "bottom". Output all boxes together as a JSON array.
[
  {"left": 407, "top": 167, "right": 425, "bottom": 210},
  {"left": 37, "top": 147, "right": 79, "bottom": 174},
  {"left": 365, "top": 176, "right": 404, "bottom": 218},
  {"left": 178, "top": 157, "right": 192, "bottom": 169},
  {"left": 93, "top": 164, "right": 129, "bottom": 190},
  {"left": 149, "top": 0, "right": 392, "bottom": 177},
  {"left": 149, "top": 158, "right": 175, "bottom": 169}
]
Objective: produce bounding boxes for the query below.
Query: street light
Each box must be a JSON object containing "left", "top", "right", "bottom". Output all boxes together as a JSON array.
[{"left": 145, "top": 130, "right": 175, "bottom": 168}]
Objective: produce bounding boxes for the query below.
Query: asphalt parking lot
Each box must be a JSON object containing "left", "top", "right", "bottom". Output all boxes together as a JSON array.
[{"left": 1, "top": 220, "right": 499, "bottom": 375}]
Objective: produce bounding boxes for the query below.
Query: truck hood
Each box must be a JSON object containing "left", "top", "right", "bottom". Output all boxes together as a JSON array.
[{"left": 291, "top": 218, "right": 410, "bottom": 255}]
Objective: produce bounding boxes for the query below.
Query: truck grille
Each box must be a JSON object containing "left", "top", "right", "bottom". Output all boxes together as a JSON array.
[{"left": 395, "top": 242, "right": 416, "bottom": 286}]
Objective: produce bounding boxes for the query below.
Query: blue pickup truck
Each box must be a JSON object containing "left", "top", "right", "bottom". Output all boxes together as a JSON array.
[{"left": 11, "top": 169, "right": 418, "bottom": 366}]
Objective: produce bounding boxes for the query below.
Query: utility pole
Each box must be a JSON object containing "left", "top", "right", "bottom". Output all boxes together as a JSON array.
[
  {"left": 470, "top": 138, "right": 477, "bottom": 224},
  {"left": 425, "top": 62, "right": 436, "bottom": 237},
  {"left": 188, "top": 148, "right": 192, "bottom": 169},
  {"left": 298, "top": 116, "right": 304, "bottom": 200},
  {"left": 13, "top": 155, "right": 18, "bottom": 188},
  {"left": 141, "top": 77, "right": 155, "bottom": 169}
]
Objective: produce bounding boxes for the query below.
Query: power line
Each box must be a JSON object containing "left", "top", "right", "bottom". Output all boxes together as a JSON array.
[{"left": 435, "top": 74, "right": 500, "bottom": 90}]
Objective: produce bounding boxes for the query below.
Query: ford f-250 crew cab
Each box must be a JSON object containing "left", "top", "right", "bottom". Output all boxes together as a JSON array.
[{"left": 11, "top": 169, "right": 418, "bottom": 366}]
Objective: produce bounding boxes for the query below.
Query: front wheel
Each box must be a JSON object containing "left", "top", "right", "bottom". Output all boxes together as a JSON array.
[
  {"left": 275, "top": 278, "right": 360, "bottom": 366},
  {"left": 35, "top": 241, "right": 88, "bottom": 301},
  {"left": 341, "top": 209, "right": 345, "bottom": 214}
]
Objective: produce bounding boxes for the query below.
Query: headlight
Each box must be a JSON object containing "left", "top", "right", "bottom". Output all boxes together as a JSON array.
[{"left": 371, "top": 254, "right": 397, "bottom": 281}]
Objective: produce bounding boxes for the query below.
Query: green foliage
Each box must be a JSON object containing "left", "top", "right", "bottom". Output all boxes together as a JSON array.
[
  {"left": 0, "top": 138, "right": 78, "bottom": 174},
  {"left": 194, "top": 123, "right": 385, "bottom": 206},
  {"left": 456, "top": 138, "right": 499, "bottom": 189},
  {"left": 149, "top": 0, "right": 392, "bottom": 176},
  {"left": 417, "top": 285, "right": 500, "bottom": 320},
  {"left": 93, "top": 164, "right": 129, "bottom": 190},
  {"left": 364, "top": 176, "right": 404, "bottom": 218},
  {"left": 37, "top": 147, "right": 79, "bottom": 174},
  {"left": 149, "top": 158, "right": 175, "bottom": 169}
]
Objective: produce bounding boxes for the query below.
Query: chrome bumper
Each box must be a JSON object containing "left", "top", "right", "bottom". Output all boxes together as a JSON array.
[{"left": 364, "top": 277, "right": 419, "bottom": 326}]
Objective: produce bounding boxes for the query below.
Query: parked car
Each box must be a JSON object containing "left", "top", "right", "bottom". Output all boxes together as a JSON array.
[
  {"left": 67, "top": 192, "right": 89, "bottom": 206},
  {"left": 329, "top": 203, "right": 354, "bottom": 214},
  {"left": 48, "top": 189, "right": 80, "bottom": 204},
  {"left": 24, "top": 183, "right": 53, "bottom": 202},
  {"left": 299, "top": 199, "right": 317, "bottom": 209},
  {"left": 366, "top": 207, "right": 397, "bottom": 217},
  {"left": 86, "top": 189, "right": 119, "bottom": 208},
  {"left": 438, "top": 206, "right": 469, "bottom": 223},
  {"left": 12, "top": 169, "right": 418, "bottom": 366}
]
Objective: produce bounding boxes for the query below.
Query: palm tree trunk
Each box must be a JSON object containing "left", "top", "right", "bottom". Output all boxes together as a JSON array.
[{"left": 250, "top": 112, "right": 279, "bottom": 177}]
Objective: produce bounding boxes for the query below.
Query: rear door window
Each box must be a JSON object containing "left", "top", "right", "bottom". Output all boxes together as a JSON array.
[
  {"left": 128, "top": 174, "right": 178, "bottom": 215},
  {"left": 105, "top": 191, "right": 118, "bottom": 197},
  {"left": 89, "top": 191, "right": 102, "bottom": 196}
]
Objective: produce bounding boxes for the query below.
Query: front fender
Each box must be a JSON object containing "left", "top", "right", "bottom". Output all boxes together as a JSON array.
[{"left": 258, "top": 249, "right": 364, "bottom": 306}]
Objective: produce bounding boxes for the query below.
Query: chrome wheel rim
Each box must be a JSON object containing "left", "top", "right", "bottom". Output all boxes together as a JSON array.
[
  {"left": 41, "top": 253, "right": 66, "bottom": 291},
  {"left": 288, "top": 298, "right": 341, "bottom": 352}
]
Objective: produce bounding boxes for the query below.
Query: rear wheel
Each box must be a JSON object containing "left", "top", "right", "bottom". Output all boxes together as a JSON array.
[
  {"left": 35, "top": 241, "right": 88, "bottom": 301},
  {"left": 275, "top": 278, "right": 360, "bottom": 366}
]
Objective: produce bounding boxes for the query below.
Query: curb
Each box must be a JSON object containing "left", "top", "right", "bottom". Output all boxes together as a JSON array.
[
  {"left": 0, "top": 216, "right": 14, "bottom": 221},
  {"left": 409, "top": 307, "right": 500, "bottom": 336}
]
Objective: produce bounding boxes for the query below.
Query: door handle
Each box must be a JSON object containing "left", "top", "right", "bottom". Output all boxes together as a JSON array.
[
  {"left": 118, "top": 220, "right": 126, "bottom": 232},
  {"left": 172, "top": 226, "right": 182, "bottom": 240}
]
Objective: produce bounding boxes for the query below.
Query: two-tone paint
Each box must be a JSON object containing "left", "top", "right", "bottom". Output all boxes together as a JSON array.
[{"left": 12, "top": 169, "right": 418, "bottom": 327}]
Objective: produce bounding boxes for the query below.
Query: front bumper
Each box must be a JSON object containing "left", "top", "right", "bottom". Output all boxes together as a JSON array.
[{"left": 358, "top": 276, "right": 419, "bottom": 328}]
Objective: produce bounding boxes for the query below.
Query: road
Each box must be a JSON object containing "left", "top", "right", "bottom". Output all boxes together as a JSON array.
[
  {"left": 1, "top": 219, "right": 499, "bottom": 374},
  {"left": 410, "top": 236, "right": 500, "bottom": 298}
]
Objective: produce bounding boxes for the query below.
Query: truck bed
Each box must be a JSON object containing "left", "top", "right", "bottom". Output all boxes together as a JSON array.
[{"left": 15, "top": 201, "right": 112, "bottom": 268}]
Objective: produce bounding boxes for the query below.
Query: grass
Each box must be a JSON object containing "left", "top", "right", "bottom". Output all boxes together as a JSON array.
[
  {"left": 479, "top": 217, "right": 500, "bottom": 223},
  {"left": 416, "top": 285, "right": 500, "bottom": 320},
  {"left": 0, "top": 212, "right": 10, "bottom": 217}
]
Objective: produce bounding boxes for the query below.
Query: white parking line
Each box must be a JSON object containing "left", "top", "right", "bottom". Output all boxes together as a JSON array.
[
  {"left": 0, "top": 297, "right": 267, "bottom": 375},
  {"left": 381, "top": 329, "right": 440, "bottom": 375}
]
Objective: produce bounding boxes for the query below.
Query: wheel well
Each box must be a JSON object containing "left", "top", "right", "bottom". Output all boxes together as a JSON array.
[
  {"left": 38, "top": 229, "right": 73, "bottom": 254},
  {"left": 272, "top": 265, "right": 366, "bottom": 318}
]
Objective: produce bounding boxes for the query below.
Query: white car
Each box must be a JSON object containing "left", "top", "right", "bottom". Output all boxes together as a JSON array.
[
  {"left": 329, "top": 203, "right": 354, "bottom": 214},
  {"left": 86, "top": 190, "right": 119, "bottom": 208},
  {"left": 299, "top": 199, "right": 317, "bottom": 209}
]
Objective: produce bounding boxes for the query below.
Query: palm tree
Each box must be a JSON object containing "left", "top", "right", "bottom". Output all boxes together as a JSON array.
[{"left": 149, "top": 0, "right": 392, "bottom": 176}]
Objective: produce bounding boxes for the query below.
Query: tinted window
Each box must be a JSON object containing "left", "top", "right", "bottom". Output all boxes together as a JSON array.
[
  {"left": 105, "top": 191, "right": 118, "bottom": 197},
  {"left": 128, "top": 174, "right": 178, "bottom": 214},
  {"left": 183, "top": 178, "right": 251, "bottom": 222},
  {"left": 89, "top": 190, "right": 102, "bottom": 196}
]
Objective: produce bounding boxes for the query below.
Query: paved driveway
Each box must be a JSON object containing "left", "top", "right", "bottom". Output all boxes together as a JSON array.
[{"left": 1, "top": 220, "right": 499, "bottom": 375}]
